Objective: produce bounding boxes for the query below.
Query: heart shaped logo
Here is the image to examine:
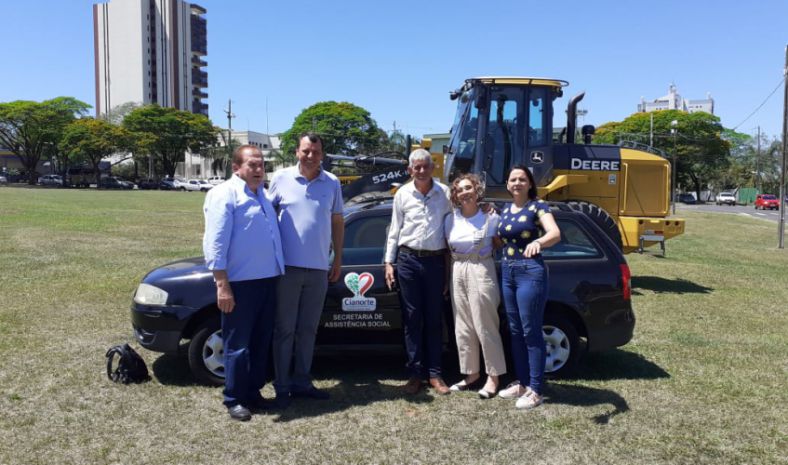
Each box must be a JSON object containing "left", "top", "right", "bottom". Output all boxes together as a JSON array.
[{"left": 344, "top": 272, "right": 374, "bottom": 297}]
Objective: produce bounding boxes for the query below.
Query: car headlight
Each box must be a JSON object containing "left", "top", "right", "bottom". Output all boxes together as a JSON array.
[{"left": 134, "top": 283, "right": 169, "bottom": 306}]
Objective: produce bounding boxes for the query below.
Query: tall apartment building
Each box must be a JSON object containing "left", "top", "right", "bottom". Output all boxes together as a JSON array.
[
  {"left": 93, "top": 0, "right": 208, "bottom": 118},
  {"left": 637, "top": 84, "right": 714, "bottom": 115}
]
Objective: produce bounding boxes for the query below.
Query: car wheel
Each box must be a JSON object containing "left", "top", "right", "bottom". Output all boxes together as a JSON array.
[
  {"left": 180, "top": 187, "right": 186, "bottom": 192},
  {"left": 543, "top": 312, "right": 581, "bottom": 377},
  {"left": 188, "top": 317, "right": 225, "bottom": 386}
]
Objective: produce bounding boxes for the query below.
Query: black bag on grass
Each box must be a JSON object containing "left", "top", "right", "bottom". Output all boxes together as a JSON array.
[{"left": 105, "top": 343, "right": 151, "bottom": 384}]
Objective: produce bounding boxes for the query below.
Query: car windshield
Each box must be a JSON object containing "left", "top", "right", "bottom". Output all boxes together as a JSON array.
[{"left": 763, "top": 195, "right": 776, "bottom": 200}]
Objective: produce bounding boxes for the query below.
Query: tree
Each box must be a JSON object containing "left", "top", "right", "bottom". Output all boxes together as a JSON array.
[
  {"left": 60, "top": 118, "right": 132, "bottom": 187},
  {"left": 122, "top": 105, "right": 218, "bottom": 178},
  {"left": 595, "top": 110, "right": 730, "bottom": 200},
  {"left": 280, "top": 101, "right": 384, "bottom": 156},
  {"left": 102, "top": 101, "right": 142, "bottom": 125},
  {"left": 0, "top": 97, "right": 90, "bottom": 184}
]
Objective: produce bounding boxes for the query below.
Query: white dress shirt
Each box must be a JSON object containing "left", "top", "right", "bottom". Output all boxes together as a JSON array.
[{"left": 384, "top": 179, "right": 452, "bottom": 263}]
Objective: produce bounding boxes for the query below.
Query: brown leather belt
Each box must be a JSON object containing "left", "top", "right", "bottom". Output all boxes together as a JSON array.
[{"left": 398, "top": 245, "right": 446, "bottom": 257}]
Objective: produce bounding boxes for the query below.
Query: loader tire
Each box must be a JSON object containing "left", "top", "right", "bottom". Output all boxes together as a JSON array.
[
  {"left": 565, "top": 201, "right": 623, "bottom": 251},
  {"left": 346, "top": 191, "right": 394, "bottom": 206}
]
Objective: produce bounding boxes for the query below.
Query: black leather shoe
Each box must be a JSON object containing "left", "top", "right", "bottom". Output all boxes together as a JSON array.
[
  {"left": 291, "top": 386, "right": 330, "bottom": 400},
  {"left": 227, "top": 404, "right": 251, "bottom": 421}
]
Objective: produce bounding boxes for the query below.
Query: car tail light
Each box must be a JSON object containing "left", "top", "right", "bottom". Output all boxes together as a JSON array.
[{"left": 620, "top": 264, "right": 631, "bottom": 301}]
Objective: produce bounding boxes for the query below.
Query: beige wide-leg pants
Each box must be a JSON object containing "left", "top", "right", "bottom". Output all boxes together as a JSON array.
[{"left": 450, "top": 255, "right": 507, "bottom": 376}]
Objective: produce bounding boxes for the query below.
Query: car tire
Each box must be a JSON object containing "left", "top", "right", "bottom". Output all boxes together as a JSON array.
[
  {"left": 565, "top": 200, "right": 623, "bottom": 251},
  {"left": 180, "top": 187, "right": 186, "bottom": 192},
  {"left": 188, "top": 317, "right": 225, "bottom": 386},
  {"left": 543, "top": 312, "right": 581, "bottom": 378}
]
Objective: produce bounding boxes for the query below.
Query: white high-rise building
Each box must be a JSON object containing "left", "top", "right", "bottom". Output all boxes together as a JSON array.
[
  {"left": 637, "top": 83, "right": 714, "bottom": 115},
  {"left": 93, "top": 0, "right": 208, "bottom": 118}
]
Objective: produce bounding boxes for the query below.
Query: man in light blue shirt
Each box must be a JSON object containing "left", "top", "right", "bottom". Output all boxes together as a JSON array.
[
  {"left": 203, "top": 144, "right": 284, "bottom": 421},
  {"left": 268, "top": 133, "right": 344, "bottom": 407}
]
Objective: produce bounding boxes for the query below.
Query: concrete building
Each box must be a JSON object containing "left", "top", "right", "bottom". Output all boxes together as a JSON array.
[
  {"left": 638, "top": 84, "right": 714, "bottom": 115},
  {"left": 93, "top": 0, "right": 208, "bottom": 118},
  {"left": 180, "top": 131, "right": 285, "bottom": 180}
]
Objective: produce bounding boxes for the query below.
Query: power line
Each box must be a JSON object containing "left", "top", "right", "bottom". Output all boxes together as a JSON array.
[{"left": 732, "top": 76, "right": 785, "bottom": 130}]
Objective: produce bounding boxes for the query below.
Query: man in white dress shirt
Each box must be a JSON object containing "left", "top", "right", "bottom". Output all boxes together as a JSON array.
[{"left": 384, "top": 149, "right": 452, "bottom": 395}]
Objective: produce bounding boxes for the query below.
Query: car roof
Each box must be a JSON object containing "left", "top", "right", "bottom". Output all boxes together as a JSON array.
[
  {"left": 343, "top": 197, "right": 626, "bottom": 263},
  {"left": 345, "top": 197, "right": 587, "bottom": 217}
]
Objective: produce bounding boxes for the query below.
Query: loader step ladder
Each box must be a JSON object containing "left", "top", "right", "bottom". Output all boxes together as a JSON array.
[{"left": 638, "top": 234, "right": 666, "bottom": 256}]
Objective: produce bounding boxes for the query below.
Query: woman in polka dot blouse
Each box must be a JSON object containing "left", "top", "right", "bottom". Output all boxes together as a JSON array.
[{"left": 495, "top": 165, "right": 561, "bottom": 409}]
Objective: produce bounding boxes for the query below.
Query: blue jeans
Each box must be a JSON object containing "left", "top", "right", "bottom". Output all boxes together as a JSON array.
[
  {"left": 222, "top": 277, "right": 277, "bottom": 407},
  {"left": 396, "top": 251, "right": 446, "bottom": 379},
  {"left": 501, "top": 258, "right": 548, "bottom": 394}
]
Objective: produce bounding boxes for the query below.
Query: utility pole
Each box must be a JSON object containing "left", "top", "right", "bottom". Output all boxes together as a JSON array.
[
  {"left": 779, "top": 46, "right": 788, "bottom": 249},
  {"left": 649, "top": 112, "right": 654, "bottom": 147},
  {"left": 756, "top": 126, "right": 761, "bottom": 192},
  {"left": 671, "top": 120, "right": 678, "bottom": 215},
  {"left": 224, "top": 99, "right": 235, "bottom": 179}
]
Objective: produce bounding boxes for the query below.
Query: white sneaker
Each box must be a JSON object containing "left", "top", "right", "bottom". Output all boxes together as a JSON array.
[
  {"left": 515, "top": 390, "right": 543, "bottom": 409},
  {"left": 499, "top": 382, "right": 528, "bottom": 399}
]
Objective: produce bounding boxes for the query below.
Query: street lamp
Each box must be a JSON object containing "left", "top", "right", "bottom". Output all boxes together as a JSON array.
[
  {"left": 223, "top": 99, "right": 235, "bottom": 180},
  {"left": 671, "top": 120, "right": 678, "bottom": 214}
]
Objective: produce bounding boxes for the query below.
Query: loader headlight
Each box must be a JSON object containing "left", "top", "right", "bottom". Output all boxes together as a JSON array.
[{"left": 134, "top": 283, "right": 169, "bottom": 306}]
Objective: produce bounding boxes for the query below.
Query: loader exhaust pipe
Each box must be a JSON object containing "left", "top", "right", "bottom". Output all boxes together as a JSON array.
[{"left": 566, "top": 92, "right": 585, "bottom": 144}]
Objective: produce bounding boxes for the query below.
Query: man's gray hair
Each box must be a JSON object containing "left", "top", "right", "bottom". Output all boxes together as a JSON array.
[{"left": 408, "top": 149, "right": 433, "bottom": 167}]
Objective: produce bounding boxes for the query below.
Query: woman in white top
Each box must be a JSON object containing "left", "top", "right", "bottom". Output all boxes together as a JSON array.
[{"left": 444, "top": 174, "right": 507, "bottom": 398}]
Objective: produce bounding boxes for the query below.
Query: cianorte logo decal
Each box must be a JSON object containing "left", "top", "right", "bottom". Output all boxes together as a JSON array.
[{"left": 342, "top": 272, "right": 377, "bottom": 311}]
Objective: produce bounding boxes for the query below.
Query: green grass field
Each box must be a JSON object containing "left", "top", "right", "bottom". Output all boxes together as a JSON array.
[{"left": 0, "top": 188, "right": 786, "bottom": 465}]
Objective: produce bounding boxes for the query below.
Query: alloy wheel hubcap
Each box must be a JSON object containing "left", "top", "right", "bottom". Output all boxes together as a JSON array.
[
  {"left": 543, "top": 325, "right": 571, "bottom": 373},
  {"left": 202, "top": 330, "right": 225, "bottom": 377}
]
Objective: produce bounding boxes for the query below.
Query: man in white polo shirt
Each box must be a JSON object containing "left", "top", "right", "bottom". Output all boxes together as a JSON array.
[{"left": 268, "top": 133, "right": 344, "bottom": 408}]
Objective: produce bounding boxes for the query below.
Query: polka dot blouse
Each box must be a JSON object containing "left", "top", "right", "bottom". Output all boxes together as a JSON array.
[{"left": 497, "top": 199, "right": 550, "bottom": 259}]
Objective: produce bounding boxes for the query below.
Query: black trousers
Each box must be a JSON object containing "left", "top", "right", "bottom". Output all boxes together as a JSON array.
[{"left": 396, "top": 251, "right": 446, "bottom": 379}]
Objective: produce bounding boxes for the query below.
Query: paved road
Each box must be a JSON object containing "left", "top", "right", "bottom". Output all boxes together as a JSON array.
[{"left": 675, "top": 203, "right": 783, "bottom": 222}]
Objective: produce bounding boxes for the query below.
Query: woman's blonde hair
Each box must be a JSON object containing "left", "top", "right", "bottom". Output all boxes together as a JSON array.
[{"left": 450, "top": 173, "right": 485, "bottom": 207}]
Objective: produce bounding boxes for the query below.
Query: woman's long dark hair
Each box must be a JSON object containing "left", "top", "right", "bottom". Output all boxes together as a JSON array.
[{"left": 506, "top": 165, "right": 538, "bottom": 200}]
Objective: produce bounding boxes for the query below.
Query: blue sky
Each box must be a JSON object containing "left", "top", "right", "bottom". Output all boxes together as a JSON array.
[{"left": 2, "top": 0, "right": 787, "bottom": 141}]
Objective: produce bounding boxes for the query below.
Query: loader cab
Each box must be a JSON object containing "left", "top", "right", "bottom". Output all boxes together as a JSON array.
[{"left": 445, "top": 77, "right": 566, "bottom": 198}]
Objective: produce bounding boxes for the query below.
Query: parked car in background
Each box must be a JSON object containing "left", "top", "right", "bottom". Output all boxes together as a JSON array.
[
  {"left": 715, "top": 192, "right": 736, "bottom": 206},
  {"left": 678, "top": 193, "right": 696, "bottom": 204},
  {"left": 755, "top": 194, "right": 779, "bottom": 210},
  {"left": 207, "top": 176, "right": 225, "bottom": 186},
  {"left": 159, "top": 179, "right": 176, "bottom": 190},
  {"left": 0, "top": 175, "right": 7, "bottom": 186},
  {"left": 38, "top": 174, "right": 64, "bottom": 187},
  {"left": 197, "top": 179, "right": 213, "bottom": 191},
  {"left": 137, "top": 179, "right": 159, "bottom": 190},
  {"left": 131, "top": 200, "right": 635, "bottom": 385},
  {"left": 172, "top": 179, "right": 202, "bottom": 192},
  {"left": 99, "top": 176, "right": 134, "bottom": 190}
]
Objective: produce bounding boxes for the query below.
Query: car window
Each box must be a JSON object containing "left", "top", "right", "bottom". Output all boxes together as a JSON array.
[
  {"left": 343, "top": 215, "right": 390, "bottom": 265},
  {"left": 542, "top": 218, "right": 602, "bottom": 259}
]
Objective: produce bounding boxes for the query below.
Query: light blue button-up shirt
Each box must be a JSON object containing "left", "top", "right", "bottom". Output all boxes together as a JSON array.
[
  {"left": 268, "top": 165, "right": 343, "bottom": 271},
  {"left": 202, "top": 174, "right": 284, "bottom": 282}
]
